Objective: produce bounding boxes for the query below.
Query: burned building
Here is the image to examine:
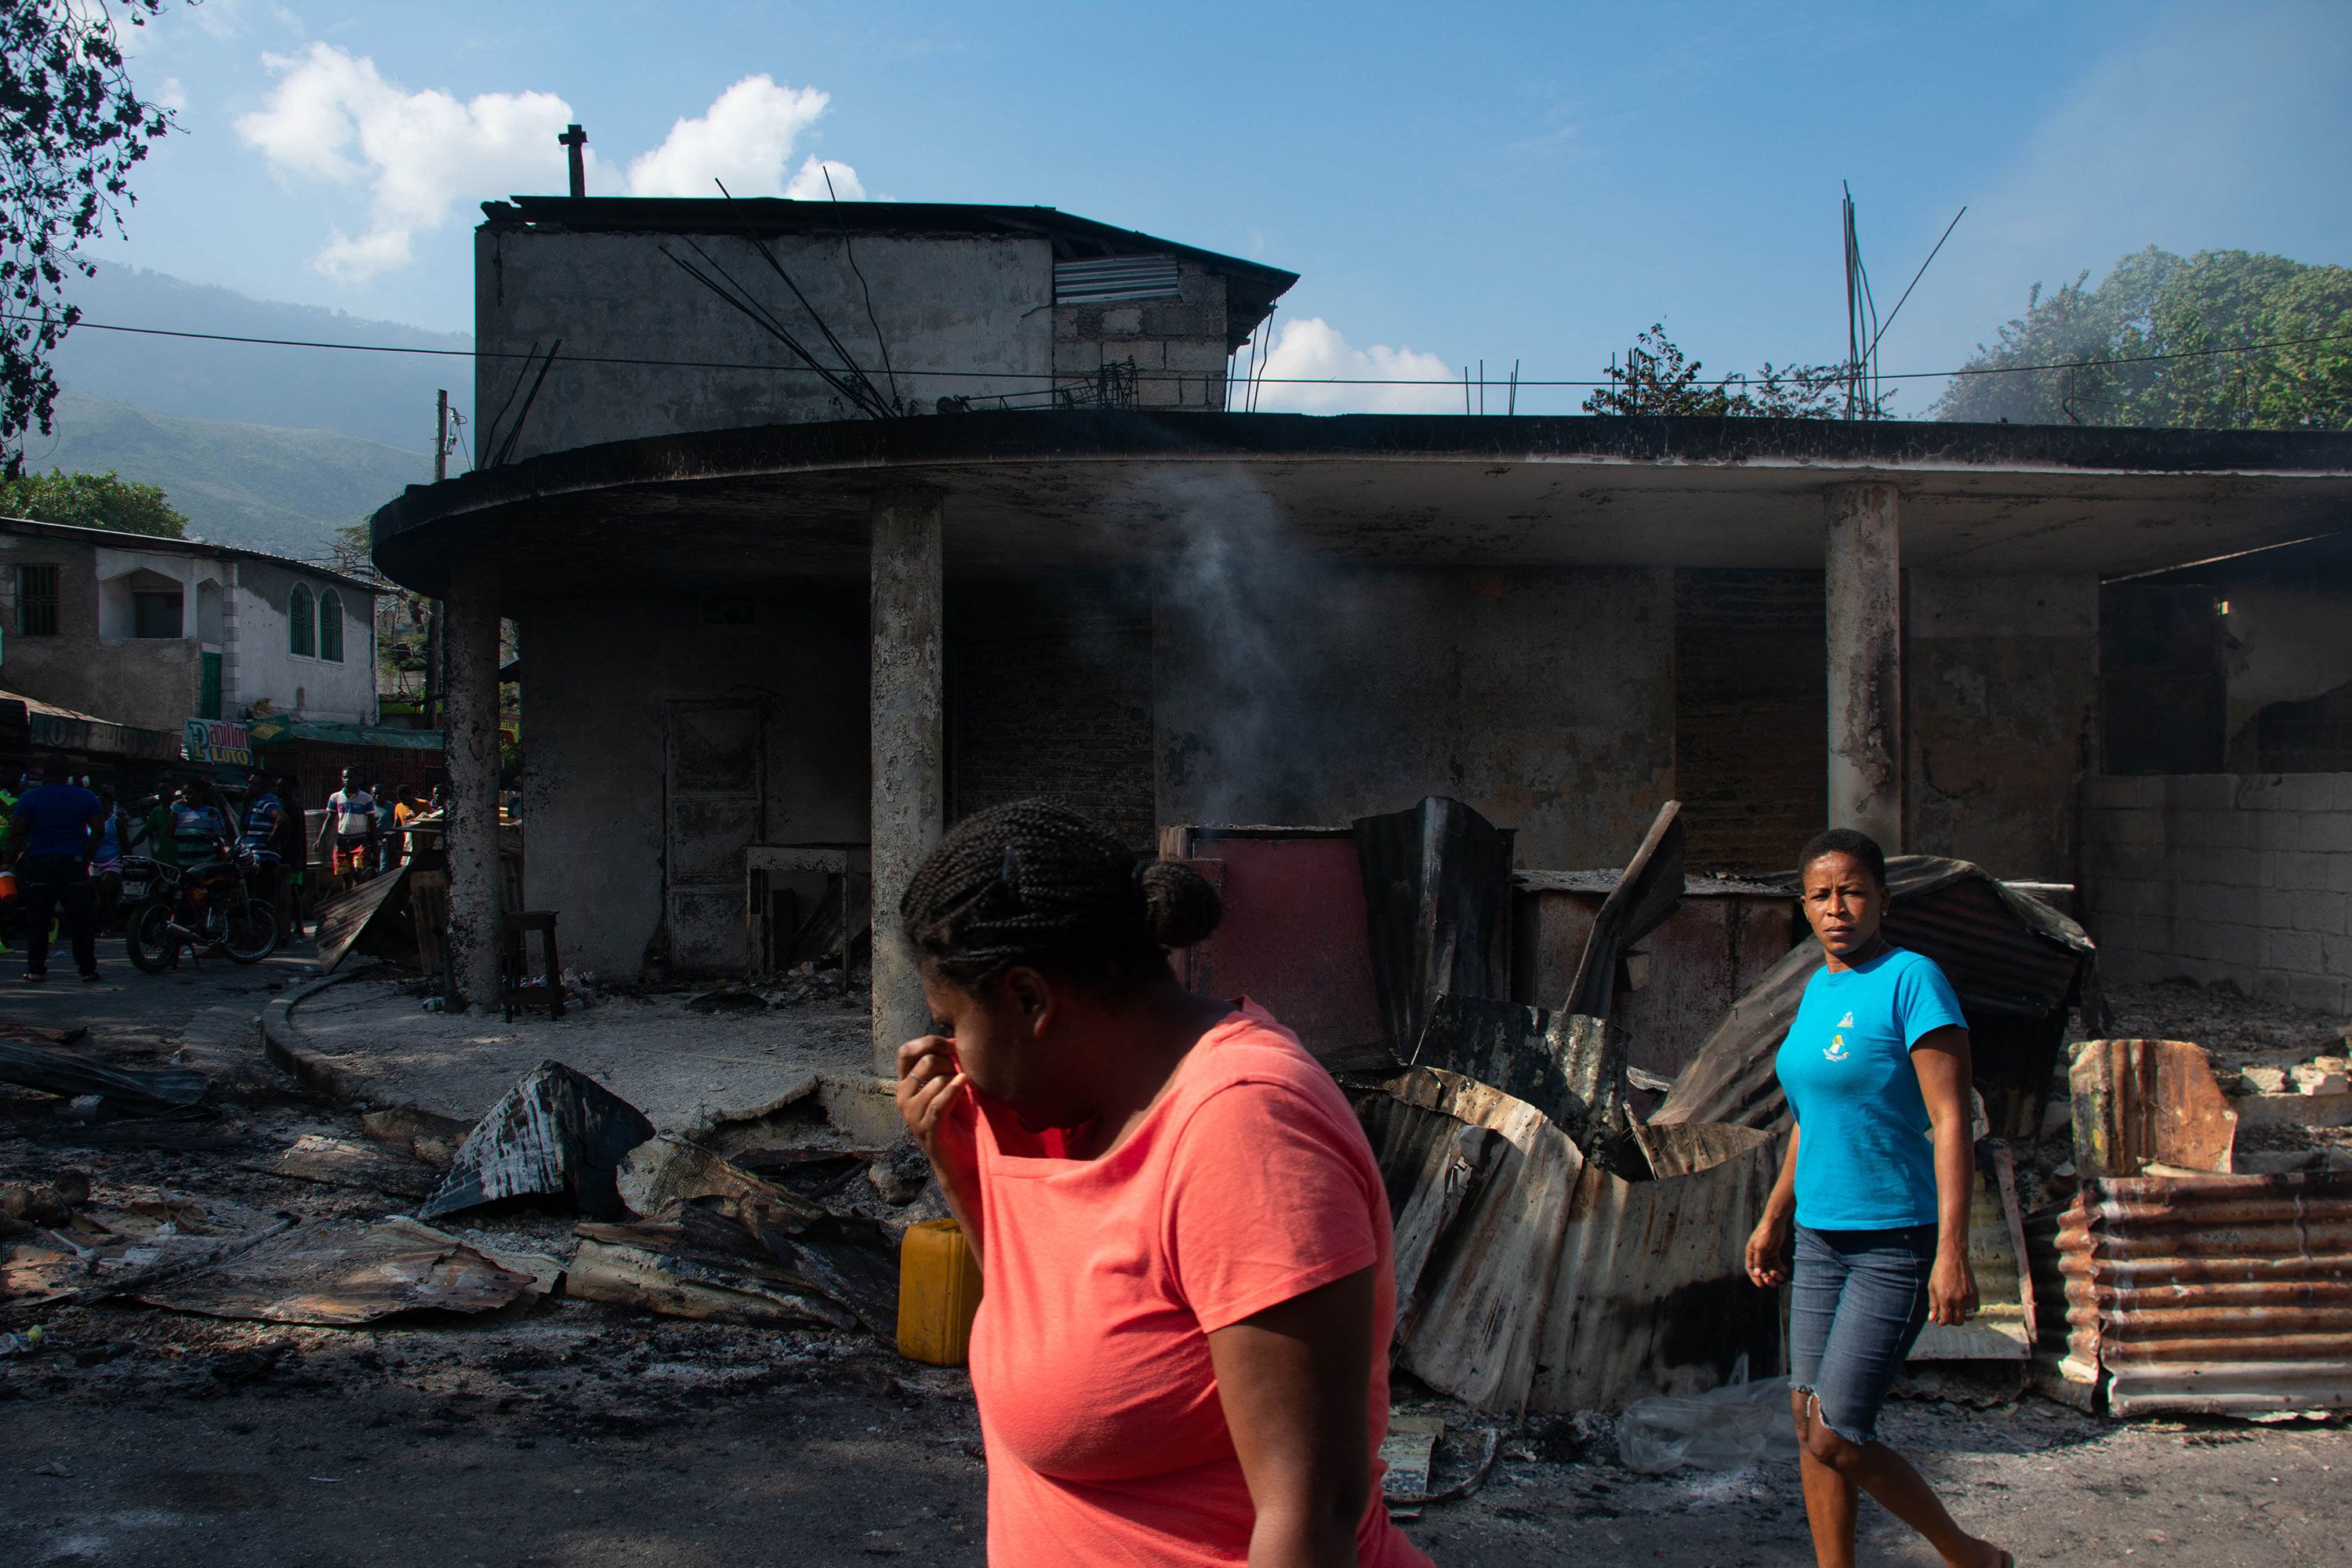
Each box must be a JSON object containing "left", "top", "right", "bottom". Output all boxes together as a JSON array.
[{"left": 368, "top": 193, "right": 2352, "bottom": 1059}]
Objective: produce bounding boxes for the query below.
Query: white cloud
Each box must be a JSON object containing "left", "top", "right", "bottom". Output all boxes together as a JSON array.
[
  {"left": 783, "top": 155, "right": 865, "bottom": 201},
  {"left": 151, "top": 75, "right": 187, "bottom": 113},
  {"left": 1247, "top": 317, "right": 1459, "bottom": 414},
  {"left": 237, "top": 44, "right": 578, "bottom": 281},
  {"left": 238, "top": 56, "right": 870, "bottom": 281},
  {"left": 624, "top": 74, "right": 831, "bottom": 198}
]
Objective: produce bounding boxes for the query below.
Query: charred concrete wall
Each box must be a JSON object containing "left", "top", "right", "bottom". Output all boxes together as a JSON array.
[
  {"left": 2219, "top": 583, "right": 2352, "bottom": 771},
  {"left": 518, "top": 592, "right": 869, "bottom": 979},
  {"left": 1153, "top": 564, "right": 1675, "bottom": 867},
  {"left": 1673, "top": 570, "right": 1824, "bottom": 877},
  {"left": 1906, "top": 572, "right": 2099, "bottom": 882},
  {"left": 478, "top": 226, "right": 1055, "bottom": 460},
  {"left": 948, "top": 572, "right": 1156, "bottom": 845},
  {"left": 2082, "top": 772, "right": 2352, "bottom": 1013}
]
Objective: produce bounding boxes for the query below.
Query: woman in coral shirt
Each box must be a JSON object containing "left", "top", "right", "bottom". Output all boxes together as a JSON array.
[{"left": 895, "top": 800, "right": 1431, "bottom": 1568}]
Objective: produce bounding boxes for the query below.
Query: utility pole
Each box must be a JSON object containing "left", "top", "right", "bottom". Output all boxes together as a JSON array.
[{"left": 424, "top": 390, "right": 448, "bottom": 730}]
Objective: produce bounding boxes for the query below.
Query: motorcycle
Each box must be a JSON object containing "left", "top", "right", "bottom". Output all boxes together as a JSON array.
[{"left": 122, "top": 841, "right": 282, "bottom": 971}]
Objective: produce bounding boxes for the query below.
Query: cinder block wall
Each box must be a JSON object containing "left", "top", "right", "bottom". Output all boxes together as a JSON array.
[{"left": 2081, "top": 774, "right": 2352, "bottom": 1012}]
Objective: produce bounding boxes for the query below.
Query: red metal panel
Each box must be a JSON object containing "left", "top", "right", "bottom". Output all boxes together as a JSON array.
[{"left": 1173, "top": 831, "right": 1385, "bottom": 1068}]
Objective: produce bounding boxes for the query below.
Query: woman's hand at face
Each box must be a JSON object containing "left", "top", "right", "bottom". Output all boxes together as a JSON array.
[
  {"left": 1744, "top": 1210, "right": 1791, "bottom": 1290},
  {"left": 896, "top": 1035, "right": 975, "bottom": 1166},
  {"left": 1928, "top": 1249, "right": 1979, "bottom": 1327}
]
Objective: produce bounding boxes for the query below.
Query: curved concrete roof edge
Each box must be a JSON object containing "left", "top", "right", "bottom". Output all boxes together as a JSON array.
[{"left": 369, "top": 409, "right": 2352, "bottom": 593}]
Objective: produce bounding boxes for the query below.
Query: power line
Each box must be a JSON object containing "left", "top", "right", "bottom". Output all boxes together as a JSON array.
[{"left": 11, "top": 312, "right": 2352, "bottom": 392}]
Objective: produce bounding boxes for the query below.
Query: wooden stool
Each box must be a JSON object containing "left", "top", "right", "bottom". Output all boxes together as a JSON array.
[{"left": 500, "top": 910, "right": 564, "bottom": 1021}]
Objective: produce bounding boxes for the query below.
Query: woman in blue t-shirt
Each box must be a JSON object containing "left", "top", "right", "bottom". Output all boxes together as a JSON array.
[{"left": 1745, "top": 829, "right": 2010, "bottom": 1568}]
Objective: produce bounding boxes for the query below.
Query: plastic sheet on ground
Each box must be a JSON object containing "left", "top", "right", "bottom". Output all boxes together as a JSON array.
[{"left": 1617, "top": 1371, "right": 1796, "bottom": 1475}]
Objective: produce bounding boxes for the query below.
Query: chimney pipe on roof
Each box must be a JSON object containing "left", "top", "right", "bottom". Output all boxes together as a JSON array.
[{"left": 558, "top": 124, "right": 587, "bottom": 198}]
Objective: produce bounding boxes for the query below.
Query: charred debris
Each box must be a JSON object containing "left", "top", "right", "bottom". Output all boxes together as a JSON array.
[{"left": 2, "top": 793, "right": 2346, "bottom": 1434}]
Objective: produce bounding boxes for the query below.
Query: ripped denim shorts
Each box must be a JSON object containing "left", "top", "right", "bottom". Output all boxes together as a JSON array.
[{"left": 1787, "top": 1222, "right": 1936, "bottom": 1446}]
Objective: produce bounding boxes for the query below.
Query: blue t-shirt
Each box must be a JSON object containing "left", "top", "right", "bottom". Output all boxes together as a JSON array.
[
  {"left": 13, "top": 783, "right": 103, "bottom": 859},
  {"left": 1775, "top": 945, "right": 1968, "bottom": 1231}
]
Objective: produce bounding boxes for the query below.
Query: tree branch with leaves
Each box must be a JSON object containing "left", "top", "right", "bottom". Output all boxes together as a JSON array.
[
  {"left": 1, "top": 0, "right": 176, "bottom": 474},
  {"left": 1581, "top": 325, "right": 1889, "bottom": 419}
]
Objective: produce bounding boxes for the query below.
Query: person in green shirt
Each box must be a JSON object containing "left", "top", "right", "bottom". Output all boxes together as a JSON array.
[{"left": 138, "top": 790, "right": 181, "bottom": 869}]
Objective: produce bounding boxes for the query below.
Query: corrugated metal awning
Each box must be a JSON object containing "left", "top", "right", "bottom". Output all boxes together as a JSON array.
[{"left": 1054, "top": 255, "right": 1181, "bottom": 305}]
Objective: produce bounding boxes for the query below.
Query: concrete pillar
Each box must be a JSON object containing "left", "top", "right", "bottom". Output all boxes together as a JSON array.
[
  {"left": 443, "top": 559, "right": 504, "bottom": 1010},
  {"left": 1825, "top": 481, "right": 1904, "bottom": 852},
  {"left": 869, "top": 487, "right": 945, "bottom": 1075}
]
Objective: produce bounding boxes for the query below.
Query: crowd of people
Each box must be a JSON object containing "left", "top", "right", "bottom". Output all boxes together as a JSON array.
[{"left": 0, "top": 757, "right": 444, "bottom": 978}]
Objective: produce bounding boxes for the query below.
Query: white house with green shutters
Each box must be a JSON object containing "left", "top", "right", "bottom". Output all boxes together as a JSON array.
[{"left": 0, "top": 516, "right": 379, "bottom": 735}]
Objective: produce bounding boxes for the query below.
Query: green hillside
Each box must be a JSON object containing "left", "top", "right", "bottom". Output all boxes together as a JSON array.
[{"left": 20, "top": 392, "right": 429, "bottom": 560}]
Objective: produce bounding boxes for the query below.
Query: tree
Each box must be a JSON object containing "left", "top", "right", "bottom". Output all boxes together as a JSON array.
[
  {"left": 2, "top": 1, "right": 176, "bottom": 474},
  {"left": 1582, "top": 325, "right": 1887, "bottom": 419},
  {"left": 0, "top": 466, "right": 183, "bottom": 535},
  {"left": 1933, "top": 248, "right": 2352, "bottom": 430}
]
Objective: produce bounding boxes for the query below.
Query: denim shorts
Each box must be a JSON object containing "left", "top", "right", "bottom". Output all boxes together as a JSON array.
[{"left": 1788, "top": 1222, "right": 1936, "bottom": 1446}]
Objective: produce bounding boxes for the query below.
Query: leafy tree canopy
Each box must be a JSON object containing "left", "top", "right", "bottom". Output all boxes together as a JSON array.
[
  {"left": 1934, "top": 248, "right": 2352, "bottom": 430},
  {"left": 0, "top": 466, "right": 185, "bottom": 536},
  {"left": 1583, "top": 325, "right": 1889, "bottom": 419},
  {"left": 2, "top": 1, "right": 175, "bottom": 474}
]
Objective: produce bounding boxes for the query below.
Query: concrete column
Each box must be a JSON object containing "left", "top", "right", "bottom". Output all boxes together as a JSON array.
[
  {"left": 443, "top": 559, "right": 504, "bottom": 1011},
  {"left": 869, "top": 487, "right": 946, "bottom": 1075},
  {"left": 1825, "top": 481, "right": 1904, "bottom": 851}
]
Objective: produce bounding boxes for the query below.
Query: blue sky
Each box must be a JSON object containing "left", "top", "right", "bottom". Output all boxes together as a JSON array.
[{"left": 90, "top": 0, "right": 2352, "bottom": 416}]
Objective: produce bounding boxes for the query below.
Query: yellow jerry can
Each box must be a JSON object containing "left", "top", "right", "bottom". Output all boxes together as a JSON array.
[{"left": 898, "top": 1218, "right": 983, "bottom": 1367}]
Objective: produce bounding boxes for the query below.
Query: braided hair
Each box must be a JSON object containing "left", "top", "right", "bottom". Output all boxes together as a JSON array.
[{"left": 900, "top": 800, "right": 1222, "bottom": 992}]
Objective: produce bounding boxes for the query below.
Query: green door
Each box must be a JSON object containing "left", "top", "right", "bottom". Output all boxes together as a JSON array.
[{"left": 199, "top": 652, "right": 223, "bottom": 720}]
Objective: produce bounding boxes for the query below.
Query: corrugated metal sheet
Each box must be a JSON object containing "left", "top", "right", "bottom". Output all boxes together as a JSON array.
[
  {"left": 1354, "top": 797, "right": 1515, "bottom": 1059},
  {"left": 2069, "top": 1038, "right": 2238, "bottom": 1178},
  {"left": 2027, "top": 1171, "right": 2352, "bottom": 1416},
  {"left": 1053, "top": 255, "right": 1181, "bottom": 304},
  {"left": 1909, "top": 1144, "right": 2036, "bottom": 1361},
  {"left": 1409, "top": 996, "right": 1628, "bottom": 1153},
  {"left": 1653, "top": 856, "right": 2093, "bottom": 1138},
  {"left": 1356, "top": 1066, "right": 1784, "bottom": 1413}
]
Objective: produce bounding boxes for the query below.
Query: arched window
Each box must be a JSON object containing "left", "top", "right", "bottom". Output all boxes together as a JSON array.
[
  {"left": 289, "top": 583, "right": 315, "bottom": 657},
  {"left": 318, "top": 589, "right": 345, "bottom": 662}
]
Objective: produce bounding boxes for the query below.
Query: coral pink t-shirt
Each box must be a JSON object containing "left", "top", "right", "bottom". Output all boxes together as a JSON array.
[{"left": 964, "top": 1001, "right": 1430, "bottom": 1568}]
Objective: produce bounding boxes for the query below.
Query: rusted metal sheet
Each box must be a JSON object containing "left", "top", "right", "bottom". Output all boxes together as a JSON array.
[
  {"left": 1356, "top": 1066, "right": 1784, "bottom": 1413},
  {"left": 1562, "top": 800, "right": 1686, "bottom": 1019},
  {"left": 1409, "top": 995, "right": 1628, "bottom": 1152},
  {"left": 1653, "top": 856, "right": 2094, "bottom": 1138},
  {"left": 1910, "top": 1144, "right": 2036, "bottom": 1362},
  {"left": 2070, "top": 1038, "right": 2238, "bottom": 1179},
  {"left": 1354, "top": 797, "right": 1515, "bottom": 1060},
  {"left": 419, "top": 1061, "right": 656, "bottom": 1221},
  {"left": 1528, "top": 1119, "right": 1784, "bottom": 1412},
  {"left": 1161, "top": 826, "right": 1387, "bottom": 1069},
  {"left": 1512, "top": 873, "right": 1796, "bottom": 1084},
  {"left": 2028, "top": 1171, "right": 2352, "bottom": 1417},
  {"left": 136, "top": 1218, "right": 538, "bottom": 1326}
]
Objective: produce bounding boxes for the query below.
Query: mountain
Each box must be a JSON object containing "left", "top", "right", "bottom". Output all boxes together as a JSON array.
[
  {"left": 50, "top": 262, "right": 473, "bottom": 452},
  {"left": 22, "top": 392, "right": 430, "bottom": 560}
]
